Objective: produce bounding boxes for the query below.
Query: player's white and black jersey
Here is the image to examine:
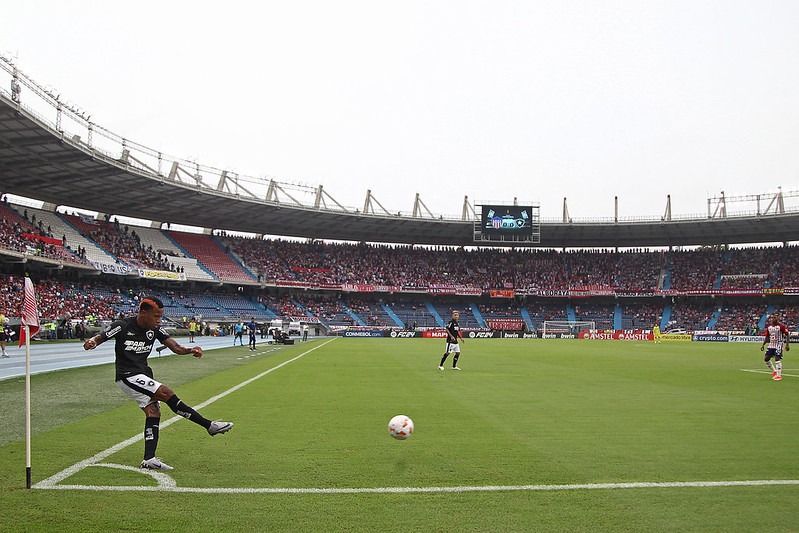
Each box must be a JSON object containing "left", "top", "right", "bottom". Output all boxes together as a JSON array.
[
  {"left": 446, "top": 319, "right": 460, "bottom": 344},
  {"left": 100, "top": 316, "right": 170, "bottom": 381},
  {"left": 765, "top": 323, "right": 790, "bottom": 354}
]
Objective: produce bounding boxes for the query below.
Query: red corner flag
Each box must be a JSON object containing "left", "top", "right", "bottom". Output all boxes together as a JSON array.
[{"left": 19, "top": 277, "right": 40, "bottom": 347}]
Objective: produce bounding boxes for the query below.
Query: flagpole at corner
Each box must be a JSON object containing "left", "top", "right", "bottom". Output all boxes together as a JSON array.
[
  {"left": 20, "top": 276, "right": 40, "bottom": 490},
  {"left": 24, "top": 323, "right": 31, "bottom": 489}
]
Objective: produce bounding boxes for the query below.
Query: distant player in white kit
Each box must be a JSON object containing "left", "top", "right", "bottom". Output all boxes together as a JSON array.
[{"left": 761, "top": 315, "right": 790, "bottom": 381}]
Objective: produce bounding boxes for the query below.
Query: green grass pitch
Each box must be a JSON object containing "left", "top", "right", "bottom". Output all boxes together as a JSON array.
[{"left": 1, "top": 338, "right": 798, "bottom": 532}]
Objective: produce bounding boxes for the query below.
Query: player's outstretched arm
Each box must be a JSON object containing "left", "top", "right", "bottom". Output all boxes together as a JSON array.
[
  {"left": 164, "top": 337, "right": 203, "bottom": 358},
  {"left": 83, "top": 335, "right": 104, "bottom": 350}
]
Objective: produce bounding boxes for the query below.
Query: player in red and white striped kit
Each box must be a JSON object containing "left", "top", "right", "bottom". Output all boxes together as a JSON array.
[{"left": 761, "top": 315, "right": 790, "bottom": 381}]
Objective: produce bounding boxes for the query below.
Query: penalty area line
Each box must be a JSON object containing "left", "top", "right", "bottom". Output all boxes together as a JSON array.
[
  {"left": 32, "top": 338, "right": 337, "bottom": 489},
  {"left": 35, "top": 478, "right": 799, "bottom": 494}
]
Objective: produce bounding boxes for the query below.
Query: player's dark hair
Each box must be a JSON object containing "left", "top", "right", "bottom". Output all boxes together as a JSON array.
[{"left": 139, "top": 297, "right": 164, "bottom": 312}]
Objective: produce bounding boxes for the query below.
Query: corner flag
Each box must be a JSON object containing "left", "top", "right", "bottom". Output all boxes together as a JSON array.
[
  {"left": 21, "top": 276, "right": 40, "bottom": 488},
  {"left": 19, "top": 277, "right": 40, "bottom": 347}
]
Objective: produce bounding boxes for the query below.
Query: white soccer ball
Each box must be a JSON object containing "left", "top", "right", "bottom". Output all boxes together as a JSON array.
[{"left": 388, "top": 415, "right": 414, "bottom": 440}]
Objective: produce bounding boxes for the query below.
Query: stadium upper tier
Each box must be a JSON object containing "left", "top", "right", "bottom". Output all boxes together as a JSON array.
[
  {"left": 4, "top": 199, "right": 799, "bottom": 293},
  {"left": 1, "top": 87, "right": 798, "bottom": 247}
]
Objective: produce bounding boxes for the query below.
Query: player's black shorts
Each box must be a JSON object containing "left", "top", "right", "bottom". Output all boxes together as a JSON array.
[{"left": 764, "top": 347, "right": 784, "bottom": 361}]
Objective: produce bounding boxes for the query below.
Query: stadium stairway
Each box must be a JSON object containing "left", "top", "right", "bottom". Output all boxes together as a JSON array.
[
  {"left": 708, "top": 308, "right": 721, "bottom": 330},
  {"left": 566, "top": 304, "right": 576, "bottom": 323},
  {"left": 426, "top": 303, "right": 444, "bottom": 327},
  {"left": 289, "top": 298, "right": 319, "bottom": 321},
  {"left": 258, "top": 302, "right": 279, "bottom": 320},
  {"left": 380, "top": 303, "right": 405, "bottom": 328},
  {"left": 662, "top": 267, "right": 672, "bottom": 290},
  {"left": 614, "top": 304, "right": 623, "bottom": 330},
  {"left": 760, "top": 305, "right": 775, "bottom": 330},
  {"left": 660, "top": 303, "right": 672, "bottom": 330},
  {"left": 469, "top": 303, "right": 487, "bottom": 329},
  {"left": 520, "top": 307, "right": 535, "bottom": 331},
  {"left": 340, "top": 301, "right": 366, "bottom": 327}
]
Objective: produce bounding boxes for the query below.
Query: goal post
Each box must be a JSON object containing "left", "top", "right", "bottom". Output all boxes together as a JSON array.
[{"left": 542, "top": 320, "right": 595, "bottom": 336}]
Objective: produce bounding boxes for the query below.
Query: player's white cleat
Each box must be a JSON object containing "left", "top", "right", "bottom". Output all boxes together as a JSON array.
[
  {"left": 438, "top": 366, "right": 444, "bottom": 371},
  {"left": 208, "top": 420, "right": 234, "bottom": 436},
  {"left": 453, "top": 366, "right": 461, "bottom": 371},
  {"left": 140, "top": 457, "right": 173, "bottom": 471}
]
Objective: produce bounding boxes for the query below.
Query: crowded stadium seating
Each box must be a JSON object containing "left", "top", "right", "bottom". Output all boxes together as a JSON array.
[{"left": 4, "top": 198, "right": 799, "bottom": 334}]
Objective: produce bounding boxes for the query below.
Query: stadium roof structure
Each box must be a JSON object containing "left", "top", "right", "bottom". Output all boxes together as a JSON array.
[{"left": 1, "top": 71, "right": 798, "bottom": 248}]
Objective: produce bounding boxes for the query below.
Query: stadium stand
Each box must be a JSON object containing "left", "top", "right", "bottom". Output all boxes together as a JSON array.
[
  {"left": 0, "top": 202, "right": 87, "bottom": 265},
  {"left": 167, "top": 231, "right": 256, "bottom": 283},
  {"left": 5, "top": 198, "right": 799, "bottom": 336}
]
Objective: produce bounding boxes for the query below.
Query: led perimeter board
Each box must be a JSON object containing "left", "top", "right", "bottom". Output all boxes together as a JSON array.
[{"left": 475, "top": 204, "right": 540, "bottom": 244}]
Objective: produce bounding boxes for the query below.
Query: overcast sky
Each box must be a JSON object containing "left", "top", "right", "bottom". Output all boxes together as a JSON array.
[{"left": 2, "top": 1, "right": 799, "bottom": 221}]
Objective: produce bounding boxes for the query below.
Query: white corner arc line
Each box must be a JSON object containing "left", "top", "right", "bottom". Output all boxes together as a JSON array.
[
  {"left": 34, "top": 479, "right": 799, "bottom": 494},
  {"left": 92, "top": 463, "right": 177, "bottom": 489},
  {"left": 33, "top": 339, "right": 337, "bottom": 489}
]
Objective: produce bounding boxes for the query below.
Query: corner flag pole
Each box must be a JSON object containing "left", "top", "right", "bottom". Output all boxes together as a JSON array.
[
  {"left": 25, "top": 322, "right": 31, "bottom": 489},
  {"left": 20, "top": 276, "right": 40, "bottom": 489}
]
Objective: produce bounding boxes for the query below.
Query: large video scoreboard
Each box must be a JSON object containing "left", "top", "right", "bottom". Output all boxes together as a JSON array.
[{"left": 475, "top": 204, "right": 540, "bottom": 244}]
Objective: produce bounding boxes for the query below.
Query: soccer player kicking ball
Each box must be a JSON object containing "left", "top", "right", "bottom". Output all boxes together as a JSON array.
[
  {"left": 84, "top": 296, "right": 233, "bottom": 471},
  {"left": 439, "top": 310, "right": 463, "bottom": 371},
  {"left": 761, "top": 315, "right": 790, "bottom": 381}
]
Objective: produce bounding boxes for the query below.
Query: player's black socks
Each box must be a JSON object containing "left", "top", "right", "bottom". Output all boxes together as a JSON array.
[
  {"left": 452, "top": 354, "right": 459, "bottom": 367},
  {"left": 440, "top": 354, "right": 449, "bottom": 366},
  {"left": 143, "top": 416, "right": 160, "bottom": 460},
  {"left": 165, "top": 394, "right": 211, "bottom": 429}
]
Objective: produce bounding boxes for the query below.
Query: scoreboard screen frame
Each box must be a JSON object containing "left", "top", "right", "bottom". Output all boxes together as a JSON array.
[{"left": 477, "top": 204, "right": 540, "bottom": 243}]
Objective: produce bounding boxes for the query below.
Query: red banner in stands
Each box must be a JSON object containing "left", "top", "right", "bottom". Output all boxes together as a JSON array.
[
  {"left": 489, "top": 289, "right": 515, "bottom": 298},
  {"left": 21, "top": 233, "right": 63, "bottom": 246},
  {"left": 487, "top": 318, "right": 523, "bottom": 330}
]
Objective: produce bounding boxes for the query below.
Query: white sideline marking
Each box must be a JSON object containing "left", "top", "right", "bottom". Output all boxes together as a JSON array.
[
  {"left": 740, "top": 369, "right": 798, "bottom": 378},
  {"left": 35, "top": 479, "right": 799, "bottom": 494},
  {"left": 33, "top": 339, "right": 337, "bottom": 489}
]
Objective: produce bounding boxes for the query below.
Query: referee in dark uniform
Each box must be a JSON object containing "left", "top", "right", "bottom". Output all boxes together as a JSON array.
[{"left": 83, "top": 296, "right": 233, "bottom": 471}]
